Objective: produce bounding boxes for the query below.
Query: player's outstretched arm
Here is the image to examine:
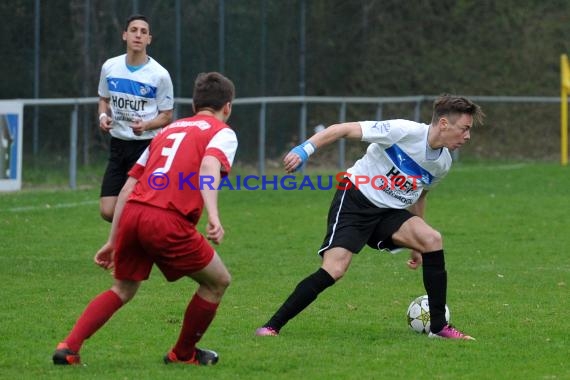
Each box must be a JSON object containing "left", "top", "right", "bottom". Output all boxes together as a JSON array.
[
  {"left": 284, "top": 122, "right": 363, "bottom": 173},
  {"left": 200, "top": 156, "right": 224, "bottom": 245}
]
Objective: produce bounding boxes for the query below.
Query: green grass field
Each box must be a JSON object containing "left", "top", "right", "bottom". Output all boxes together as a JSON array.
[{"left": 1, "top": 162, "right": 568, "bottom": 379}]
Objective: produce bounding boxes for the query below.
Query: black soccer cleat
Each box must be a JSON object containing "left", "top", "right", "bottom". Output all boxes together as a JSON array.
[
  {"left": 163, "top": 347, "right": 219, "bottom": 366},
  {"left": 52, "top": 342, "right": 81, "bottom": 365}
]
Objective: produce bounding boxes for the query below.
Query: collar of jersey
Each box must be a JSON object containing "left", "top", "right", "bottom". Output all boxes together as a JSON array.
[{"left": 126, "top": 57, "right": 150, "bottom": 72}]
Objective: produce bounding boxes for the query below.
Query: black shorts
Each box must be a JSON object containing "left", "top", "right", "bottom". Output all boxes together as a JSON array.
[
  {"left": 100, "top": 137, "right": 151, "bottom": 197},
  {"left": 318, "top": 184, "right": 415, "bottom": 255}
]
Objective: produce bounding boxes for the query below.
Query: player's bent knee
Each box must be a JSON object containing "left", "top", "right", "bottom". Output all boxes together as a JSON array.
[
  {"left": 208, "top": 272, "right": 231, "bottom": 298},
  {"left": 321, "top": 265, "right": 347, "bottom": 281},
  {"left": 99, "top": 204, "right": 114, "bottom": 222},
  {"left": 100, "top": 210, "right": 113, "bottom": 222},
  {"left": 421, "top": 230, "right": 443, "bottom": 252},
  {"left": 100, "top": 197, "right": 117, "bottom": 222},
  {"left": 218, "top": 272, "right": 231, "bottom": 290},
  {"left": 111, "top": 282, "right": 140, "bottom": 304}
]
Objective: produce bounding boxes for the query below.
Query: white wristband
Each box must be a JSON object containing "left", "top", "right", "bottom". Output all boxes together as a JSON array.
[
  {"left": 99, "top": 113, "right": 108, "bottom": 121},
  {"left": 302, "top": 141, "right": 316, "bottom": 156}
]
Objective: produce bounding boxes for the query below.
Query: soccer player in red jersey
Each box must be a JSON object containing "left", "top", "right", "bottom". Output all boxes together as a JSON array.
[{"left": 53, "top": 72, "right": 237, "bottom": 366}]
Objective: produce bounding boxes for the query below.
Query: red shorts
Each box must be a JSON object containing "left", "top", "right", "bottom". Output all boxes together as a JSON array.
[{"left": 113, "top": 202, "right": 214, "bottom": 282}]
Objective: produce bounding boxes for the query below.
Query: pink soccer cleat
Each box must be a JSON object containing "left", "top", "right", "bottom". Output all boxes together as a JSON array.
[
  {"left": 255, "top": 326, "right": 279, "bottom": 336},
  {"left": 428, "top": 324, "right": 475, "bottom": 340}
]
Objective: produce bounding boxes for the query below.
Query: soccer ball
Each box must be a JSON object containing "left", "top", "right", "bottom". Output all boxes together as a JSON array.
[{"left": 406, "top": 295, "right": 450, "bottom": 334}]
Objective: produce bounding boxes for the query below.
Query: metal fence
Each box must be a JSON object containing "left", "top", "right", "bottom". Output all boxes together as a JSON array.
[{"left": 17, "top": 95, "right": 565, "bottom": 189}]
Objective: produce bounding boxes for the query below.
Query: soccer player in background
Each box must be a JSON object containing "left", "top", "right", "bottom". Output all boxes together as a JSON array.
[
  {"left": 53, "top": 72, "right": 237, "bottom": 366},
  {"left": 256, "top": 95, "right": 484, "bottom": 340},
  {"left": 98, "top": 14, "right": 174, "bottom": 222}
]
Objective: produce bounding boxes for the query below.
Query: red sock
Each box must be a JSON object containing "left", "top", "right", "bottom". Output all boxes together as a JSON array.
[
  {"left": 173, "top": 293, "right": 219, "bottom": 360},
  {"left": 64, "top": 290, "right": 123, "bottom": 352}
]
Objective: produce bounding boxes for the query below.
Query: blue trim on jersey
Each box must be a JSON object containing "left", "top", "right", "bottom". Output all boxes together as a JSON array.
[
  {"left": 126, "top": 64, "right": 145, "bottom": 72},
  {"left": 106, "top": 77, "right": 157, "bottom": 98},
  {"left": 384, "top": 144, "right": 434, "bottom": 185}
]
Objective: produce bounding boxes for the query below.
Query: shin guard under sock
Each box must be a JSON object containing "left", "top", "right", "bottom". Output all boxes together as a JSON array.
[
  {"left": 422, "top": 250, "right": 447, "bottom": 333},
  {"left": 64, "top": 290, "right": 124, "bottom": 352},
  {"left": 173, "top": 293, "right": 219, "bottom": 361},
  {"left": 265, "top": 268, "right": 335, "bottom": 330}
]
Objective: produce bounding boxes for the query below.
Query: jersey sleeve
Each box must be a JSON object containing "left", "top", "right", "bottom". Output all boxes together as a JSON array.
[
  {"left": 156, "top": 71, "right": 174, "bottom": 111},
  {"left": 127, "top": 146, "right": 150, "bottom": 179},
  {"left": 423, "top": 173, "right": 444, "bottom": 190},
  {"left": 205, "top": 128, "right": 238, "bottom": 175},
  {"left": 360, "top": 119, "right": 408, "bottom": 146},
  {"left": 98, "top": 61, "right": 110, "bottom": 98},
  {"left": 422, "top": 161, "right": 451, "bottom": 190}
]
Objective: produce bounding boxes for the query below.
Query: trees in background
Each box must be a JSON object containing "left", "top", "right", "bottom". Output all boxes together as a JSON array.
[{"left": 1, "top": 0, "right": 569, "bottom": 160}]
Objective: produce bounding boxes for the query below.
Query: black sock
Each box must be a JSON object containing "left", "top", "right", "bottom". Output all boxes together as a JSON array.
[
  {"left": 422, "top": 250, "right": 447, "bottom": 333},
  {"left": 265, "top": 268, "right": 335, "bottom": 331}
]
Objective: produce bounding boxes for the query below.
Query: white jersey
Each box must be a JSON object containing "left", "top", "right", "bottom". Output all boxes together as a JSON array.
[
  {"left": 346, "top": 119, "right": 452, "bottom": 209},
  {"left": 98, "top": 54, "right": 174, "bottom": 140}
]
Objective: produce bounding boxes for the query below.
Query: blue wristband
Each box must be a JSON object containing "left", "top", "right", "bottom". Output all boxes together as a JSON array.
[{"left": 290, "top": 141, "right": 316, "bottom": 171}]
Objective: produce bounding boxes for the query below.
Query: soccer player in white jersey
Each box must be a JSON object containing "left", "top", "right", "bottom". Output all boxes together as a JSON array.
[
  {"left": 98, "top": 14, "right": 174, "bottom": 222},
  {"left": 256, "top": 95, "right": 484, "bottom": 340}
]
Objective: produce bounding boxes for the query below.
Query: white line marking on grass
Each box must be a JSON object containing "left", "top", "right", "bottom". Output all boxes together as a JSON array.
[
  {"left": 452, "top": 163, "right": 529, "bottom": 172},
  {"left": 4, "top": 200, "right": 98, "bottom": 213}
]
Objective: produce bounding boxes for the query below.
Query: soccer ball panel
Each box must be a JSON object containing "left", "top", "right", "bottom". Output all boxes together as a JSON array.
[{"left": 406, "top": 295, "right": 450, "bottom": 334}]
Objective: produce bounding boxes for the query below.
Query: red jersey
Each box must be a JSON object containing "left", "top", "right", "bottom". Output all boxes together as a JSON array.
[{"left": 127, "top": 115, "right": 238, "bottom": 224}]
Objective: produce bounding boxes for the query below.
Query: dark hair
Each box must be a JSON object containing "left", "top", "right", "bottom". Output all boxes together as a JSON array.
[
  {"left": 193, "top": 72, "right": 235, "bottom": 112},
  {"left": 124, "top": 14, "right": 150, "bottom": 32},
  {"left": 431, "top": 95, "right": 485, "bottom": 126}
]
